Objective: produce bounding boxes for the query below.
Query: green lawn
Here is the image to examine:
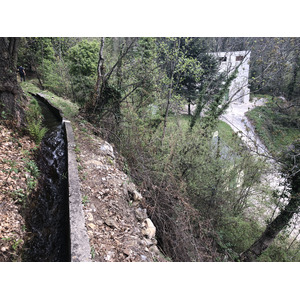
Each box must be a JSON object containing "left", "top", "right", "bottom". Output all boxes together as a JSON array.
[
  {"left": 167, "top": 113, "right": 241, "bottom": 146},
  {"left": 217, "top": 120, "right": 238, "bottom": 144}
]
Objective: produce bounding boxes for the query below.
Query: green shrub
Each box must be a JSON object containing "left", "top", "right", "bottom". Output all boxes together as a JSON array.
[
  {"left": 257, "top": 233, "right": 300, "bottom": 262},
  {"left": 25, "top": 160, "right": 40, "bottom": 178},
  {"left": 217, "top": 215, "right": 263, "bottom": 255},
  {"left": 67, "top": 40, "right": 99, "bottom": 105},
  {"left": 42, "top": 58, "right": 73, "bottom": 99},
  {"left": 26, "top": 98, "right": 41, "bottom": 120},
  {"left": 27, "top": 119, "right": 47, "bottom": 145},
  {"left": 26, "top": 98, "right": 47, "bottom": 144}
]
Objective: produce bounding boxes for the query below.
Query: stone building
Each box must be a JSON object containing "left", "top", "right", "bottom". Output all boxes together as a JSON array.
[{"left": 211, "top": 50, "right": 251, "bottom": 104}]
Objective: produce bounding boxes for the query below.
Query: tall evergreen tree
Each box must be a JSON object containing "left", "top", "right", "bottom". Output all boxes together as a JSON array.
[{"left": 174, "top": 38, "right": 221, "bottom": 115}]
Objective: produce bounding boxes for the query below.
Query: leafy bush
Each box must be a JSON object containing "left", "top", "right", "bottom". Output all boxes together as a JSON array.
[
  {"left": 27, "top": 119, "right": 47, "bottom": 145},
  {"left": 70, "top": 75, "right": 95, "bottom": 105},
  {"left": 67, "top": 40, "right": 99, "bottom": 105},
  {"left": 257, "top": 233, "right": 300, "bottom": 262},
  {"left": 42, "top": 58, "right": 73, "bottom": 98},
  {"left": 26, "top": 98, "right": 47, "bottom": 145},
  {"left": 217, "top": 215, "right": 263, "bottom": 255},
  {"left": 67, "top": 40, "right": 99, "bottom": 77},
  {"left": 24, "top": 159, "right": 40, "bottom": 179}
]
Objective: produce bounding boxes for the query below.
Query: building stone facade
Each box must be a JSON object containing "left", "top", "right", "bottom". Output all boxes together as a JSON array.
[{"left": 211, "top": 50, "right": 251, "bottom": 104}]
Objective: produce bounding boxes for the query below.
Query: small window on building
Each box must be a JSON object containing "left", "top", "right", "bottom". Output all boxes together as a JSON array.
[
  {"left": 236, "top": 56, "right": 244, "bottom": 62},
  {"left": 219, "top": 56, "right": 227, "bottom": 62}
]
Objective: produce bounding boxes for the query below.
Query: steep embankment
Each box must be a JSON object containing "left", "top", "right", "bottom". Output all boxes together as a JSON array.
[
  {"left": 1, "top": 81, "right": 168, "bottom": 262},
  {"left": 73, "top": 118, "right": 167, "bottom": 261},
  {"left": 21, "top": 82, "right": 168, "bottom": 261},
  {"left": 0, "top": 124, "right": 37, "bottom": 261}
]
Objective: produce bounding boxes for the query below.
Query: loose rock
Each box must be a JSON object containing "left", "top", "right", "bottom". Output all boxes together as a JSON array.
[
  {"left": 142, "top": 218, "right": 156, "bottom": 239},
  {"left": 133, "top": 190, "right": 143, "bottom": 202},
  {"left": 135, "top": 208, "right": 147, "bottom": 221},
  {"left": 104, "top": 217, "right": 118, "bottom": 229}
]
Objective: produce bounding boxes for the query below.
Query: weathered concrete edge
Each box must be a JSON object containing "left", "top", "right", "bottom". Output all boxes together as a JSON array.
[
  {"left": 64, "top": 120, "right": 91, "bottom": 262},
  {"left": 34, "top": 93, "right": 91, "bottom": 262}
]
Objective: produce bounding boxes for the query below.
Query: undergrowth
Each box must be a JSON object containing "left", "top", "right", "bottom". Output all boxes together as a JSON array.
[{"left": 25, "top": 98, "right": 47, "bottom": 145}]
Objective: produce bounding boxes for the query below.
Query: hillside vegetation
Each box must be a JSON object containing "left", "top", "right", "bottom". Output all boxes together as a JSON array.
[
  {"left": 246, "top": 95, "right": 300, "bottom": 156},
  {"left": 1, "top": 37, "right": 300, "bottom": 262}
]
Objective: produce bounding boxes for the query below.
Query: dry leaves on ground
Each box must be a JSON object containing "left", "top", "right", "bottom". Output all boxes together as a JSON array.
[{"left": 0, "top": 124, "right": 35, "bottom": 261}]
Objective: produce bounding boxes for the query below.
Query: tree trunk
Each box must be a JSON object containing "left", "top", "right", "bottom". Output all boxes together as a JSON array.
[
  {"left": 287, "top": 52, "right": 299, "bottom": 101},
  {"left": 240, "top": 156, "right": 300, "bottom": 262},
  {"left": 162, "top": 76, "right": 173, "bottom": 142},
  {"left": 8, "top": 37, "right": 19, "bottom": 68},
  {"left": 0, "top": 37, "right": 26, "bottom": 126},
  {"left": 91, "top": 37, "right": 137, "bottom": 115},
  {"left": 92, "top": 37, "right": 105, "bottom": 106}
]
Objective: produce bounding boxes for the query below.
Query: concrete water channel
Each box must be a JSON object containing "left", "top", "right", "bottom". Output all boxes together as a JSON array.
[{"left": 26, "top": 93, "right": 91, "bottom": 262}]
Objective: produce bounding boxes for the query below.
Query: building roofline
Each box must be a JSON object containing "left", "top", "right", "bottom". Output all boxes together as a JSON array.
[{"left": 209, "top": 50, "right": 251, "bottom": 57}]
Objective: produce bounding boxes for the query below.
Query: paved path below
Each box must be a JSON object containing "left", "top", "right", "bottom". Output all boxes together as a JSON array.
[
  {"left": 182, "top": 99, "right": 299, "bottom": 238},
  {"left": 220, "top": 98, "right": 299, "bottom": 238},
  {"left": 220, "top": 98, "right": 268, "bottom": 155}
]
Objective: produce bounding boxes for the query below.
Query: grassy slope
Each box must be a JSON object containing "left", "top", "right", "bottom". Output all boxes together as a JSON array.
[
  {"left": 246, "top": 96, "right": 300, "bottom": 156},
  {"left": 168, "top": 113, "right": 240, "bottom": 146}
]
